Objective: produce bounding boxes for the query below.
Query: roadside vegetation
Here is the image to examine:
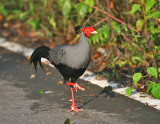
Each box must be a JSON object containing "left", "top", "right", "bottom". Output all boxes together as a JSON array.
[{"left": 0, "top": 0, "right": 159, "bottom": 99}]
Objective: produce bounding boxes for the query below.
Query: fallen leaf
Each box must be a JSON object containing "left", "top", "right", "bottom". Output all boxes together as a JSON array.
[
  {"left": 29, "top": 32, "right": 35, "bottom": 37},
  {"left": 3, "top": 22, "right": 9, "bottom": 28},
  {"left": 49, "top": 42, "right": 56, "bottom": 49},
  {"left": 46, "top": 72, "right": 51, "bottom": 75},
  {"left": 30, "top": 74, "right": 36, "bottom": 78},
  {"left": 0, "top": 14, "right": 3, "bottom": 21},
  {"left": 144, "top": 102, "right": 148, "bottom": 106},
  {"left": 45, "top": 68, "right": 49, "bottom": 71},
  {"left": 27, "top": 56, "right": 30, "bottom": 60},
  {"left": 92, "top": 53, "right": 100, "bottom": 60},
  {"left": 149, "top": 105, "right": 156, "bottom": 108},
  {"left": 2, "top": 32, "right": 9, "bottom": 37},
  {"left": 106, "top": 96, "right": 110, "bottom": 99},
  {"left": 72, "top": 112, "right": 77, "bottom": 116},
  {"left": 17, "top": 29, "right": 25, "bottom": 36},
  {"left": 58, "top": 81, "right": 64, "bottom": 85},
  {"left": 96, "top": 60, "right": 103, "bottom": 65},
  {"left": 141, "top": 88, "right": 146, "bottom": 92},
  {"left": 125, "top": 109, "right": 131, "bottom": 112}
]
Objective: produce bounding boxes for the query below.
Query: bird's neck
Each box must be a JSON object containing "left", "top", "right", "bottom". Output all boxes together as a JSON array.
[{"left": 77, "top": 32, "right": 90, "bottom": 47}]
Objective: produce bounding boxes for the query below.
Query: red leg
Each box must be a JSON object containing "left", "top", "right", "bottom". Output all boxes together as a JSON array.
[
  {"left": 69, "top": 86, "right": 82, "bottom": 112},
  {"left": 66, "top": 82, "right": 85, "bottom": 91}
]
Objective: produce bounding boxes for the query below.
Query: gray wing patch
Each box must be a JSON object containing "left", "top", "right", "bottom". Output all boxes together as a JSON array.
[{"left": 49, "top": 47, "right": 66, "bottom": 64}]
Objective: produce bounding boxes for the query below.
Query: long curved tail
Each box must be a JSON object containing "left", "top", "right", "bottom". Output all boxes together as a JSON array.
[{"left": 29, "top": 46, "right": 51, "bottom": 71}]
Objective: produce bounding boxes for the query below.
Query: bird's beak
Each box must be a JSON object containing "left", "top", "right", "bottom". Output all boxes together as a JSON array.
[{"left": 90, "top": 31, "right": 98, "bottom": 34}]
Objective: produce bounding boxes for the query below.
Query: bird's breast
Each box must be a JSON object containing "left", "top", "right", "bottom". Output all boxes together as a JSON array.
[{"left": 65, "top": 48, "right": 91, "bottom": 69}]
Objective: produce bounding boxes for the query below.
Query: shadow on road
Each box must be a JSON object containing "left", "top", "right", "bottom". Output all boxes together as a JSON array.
[{"left": 78, "top": 86, "right": 115, "bottom": 109}]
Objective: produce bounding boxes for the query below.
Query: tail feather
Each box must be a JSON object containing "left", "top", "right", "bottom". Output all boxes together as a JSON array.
[{"left": 29, "top": 46, "right": 51, "bottom": 71}]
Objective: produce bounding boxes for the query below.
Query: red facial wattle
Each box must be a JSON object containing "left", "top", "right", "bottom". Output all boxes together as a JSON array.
[{"left": 82, "top": 27, "right": 96, "bottom": 37}]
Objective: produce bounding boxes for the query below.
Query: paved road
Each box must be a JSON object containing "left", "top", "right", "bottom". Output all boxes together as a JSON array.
[{"left": 0, "top": 47, "right": 160, "bottom": 124}]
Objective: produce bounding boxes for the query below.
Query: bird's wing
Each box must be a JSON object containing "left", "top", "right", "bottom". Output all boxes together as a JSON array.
[{"left": 49, "top": 45, "right": 66, "bottom": 65}]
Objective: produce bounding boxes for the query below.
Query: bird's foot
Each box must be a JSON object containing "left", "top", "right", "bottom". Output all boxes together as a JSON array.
[
  {"left": 66, "top": 82, "right": 85, "bottom": 91},
  {"left": 69, "top": 105, "right": 82, "bottom": 112}
]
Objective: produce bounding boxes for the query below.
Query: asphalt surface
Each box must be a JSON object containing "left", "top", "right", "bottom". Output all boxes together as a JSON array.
[{"left": 0, "top": 47, "right": 160, "bottom": 124}]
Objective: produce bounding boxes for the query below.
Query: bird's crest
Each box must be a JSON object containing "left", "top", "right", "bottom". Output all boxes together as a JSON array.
[{"left": 75, "top": 26, "right": 85, "bottom": 34}]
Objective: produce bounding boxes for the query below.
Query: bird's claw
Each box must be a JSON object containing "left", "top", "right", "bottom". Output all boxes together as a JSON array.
[
  {"left": 69, "top": 105, "right": 83, "bottom": 112},
  {"left": 66, "top": 82, "right": 85, "bottom": 91}
]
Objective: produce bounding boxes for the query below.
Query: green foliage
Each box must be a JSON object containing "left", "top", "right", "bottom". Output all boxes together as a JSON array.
[
  {"left": 130, "top": 4, "right": 141, "bottom": 15},
  {"left": 60, "top": 0, "right": 73, "bottom": 19},
  {"left": 126, "top": 67, "right": 160, "bottom": 99},
  {"left": 136, "top": 19, "right": 144, "bottom": 31},
  {"left": 146, "top": 81, "right": 155, "bottom": 93},
  {"left": 146, "top": 81, "right": 160, "bottom": 99},
  {"left": 147, "top": 67, "right": 158, "bottom": 79},
  {"left": 89, "top": 24, "right": 110, "bottom": 45},
  {"left": 145, "top": 0, "right": 156, "bottom": 13},
  {"left": 125, "top": 87, "right": 134, "bottom": 96},
  {"left": 133, "top": 73, "right": 142, "bottom": 86},
  {"left": 0, "top": 3, "right": 8, "bottom": 16},
  {"left": 151, "top": 83, "right": 160, "bottom": 99},
  {"left": 39, "top": 89, "right": 44, "bottom": 94},
  {"left": 76, "top": 3, "right": 88, "bottom": 17},
  {"left": 64, "top": 119, "right": 72, "bottom": 124},
  {"left": 76, "top": 0, "right": 94, "bottom": 18}
]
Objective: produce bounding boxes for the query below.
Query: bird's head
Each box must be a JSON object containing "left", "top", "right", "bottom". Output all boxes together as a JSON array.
[
  {"left": 75, "top": 26, "right": 97, "bottom": 37},
  {"left": 82, "top": 27, "right": 97, "bottom": 37}
]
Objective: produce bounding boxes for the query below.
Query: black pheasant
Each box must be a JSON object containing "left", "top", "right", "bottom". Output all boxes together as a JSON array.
[{"left": 29, "top": 26, "right": 97, "bottom": 112}]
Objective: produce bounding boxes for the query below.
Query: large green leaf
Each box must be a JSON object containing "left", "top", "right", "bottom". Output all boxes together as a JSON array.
[
  {"left": 130, "top": 4, "right": 141, "bottom": 14},
  {"left": 147, "top": 67, "right": 158, "bottom": 79},
  {"left": 133, "top": 73, "right": 142, "bottom": 86},
  {"left": 61, "top": 0, "right": 73, "bottom": 18},
  {"left": 125, "top": 87, "right": 134, "bottom": 96},
  {"left": 145, "top": 0, "right": 156, "bottom": 13},
  {"left": 136, "top": 19, "right": 144, "bottom": 31},
  {"left": 146, "top": 11, "right": 160, "bottom": 19},
  {"left": 76, "top": 3, "right": 88, "bottom": 17},
  {"left": 146, "top": 81, "right": 155, "bottom": 93},
  {"left": 85, "top": 0, "right": 94, "bottom": 13},
  {"left": 49, "top": 18, "right": 56, "bottom": 30},
  {"left": 151, "top": 83, "right": 160, "bottom": 99}
]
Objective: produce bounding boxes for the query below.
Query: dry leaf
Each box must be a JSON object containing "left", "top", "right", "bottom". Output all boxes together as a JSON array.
[
  {"left": 72, "top": 112, "right": 77, "bottom": 116},
  {"left": 17, "top": 29, "right": 25, "bottom": 36},
  {"left": 3, "top": 22, "right": 9, "bottom": 28},
  {"left": 27, "top": 56, "right": 30, "bottom": 60},
  {"left": 58, "top": 81, "right": 64, "bottom": 85},
  {"left": 92, "top": 53, "right": 100, "bottom": 60},
  {"left": 30, "top": 74, "right": 36, "bottom": 78},
  {"left": 125, "top": 109, "right": 131, "bottom": 112},
  {"left": 144, "top": 102, "right": 148, "bottom": 106},
  {"left": 149, "top": 105, "right": 156, "bottom": 108},
  {"left": 46, "top": 72, "right": 51, "bottom": 75},
  {"left": 2, "top": 32, "right": 9, "bottom": 37},
  {"left": 106, "top": 96, "right": 110, "bottom": 99},
  {"left": 49, "top": 42, "right": 56, "bottom": 49},
  {"left": 0, "top": 14, "right": 3, "bottom": 21}
]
